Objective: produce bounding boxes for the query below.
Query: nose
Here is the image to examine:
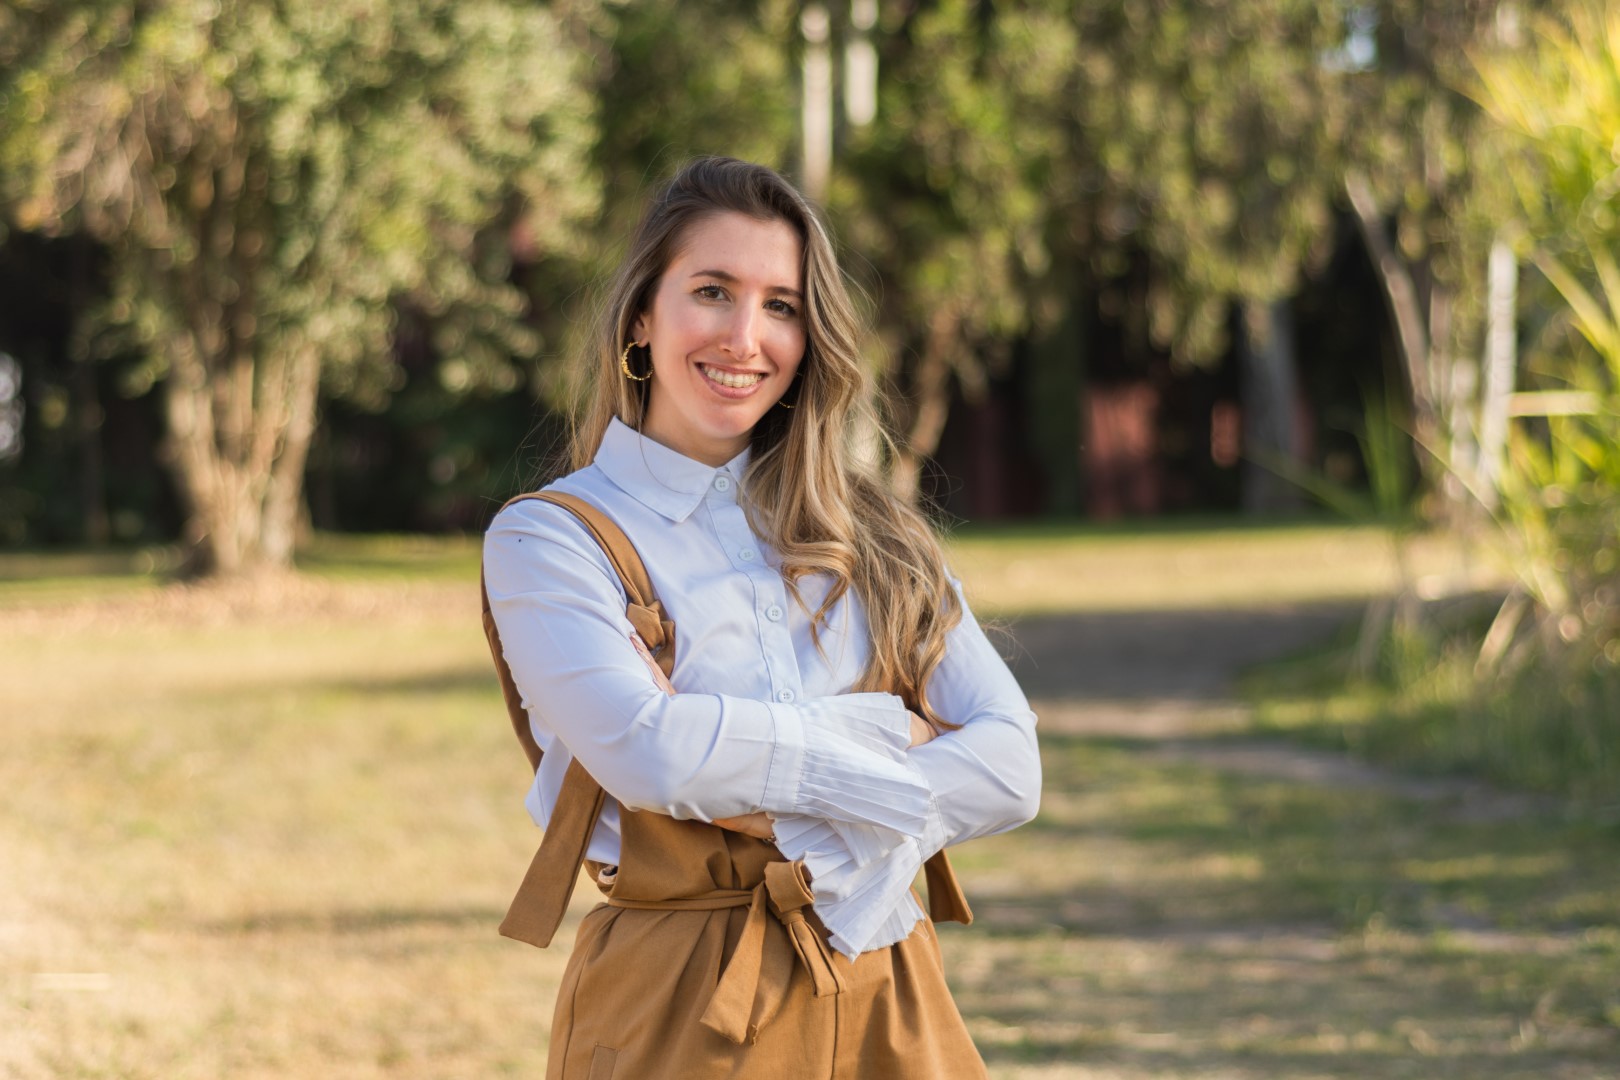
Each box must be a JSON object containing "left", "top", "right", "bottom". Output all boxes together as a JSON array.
[{"left": 721, "top": 304, "right": 761, "bottom": 362}]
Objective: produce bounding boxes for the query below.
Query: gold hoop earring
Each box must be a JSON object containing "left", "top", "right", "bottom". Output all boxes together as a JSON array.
[
  {"left": 776, "top": 370, "right": 802, "bottom": 409},
  {"left": 620, "top": 341, "right": 652, "bottom": 382}
]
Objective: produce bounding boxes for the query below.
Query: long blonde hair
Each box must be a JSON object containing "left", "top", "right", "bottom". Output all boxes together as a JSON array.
[{"left": 570, "top": 157, "right": 963, "bottom": 726}]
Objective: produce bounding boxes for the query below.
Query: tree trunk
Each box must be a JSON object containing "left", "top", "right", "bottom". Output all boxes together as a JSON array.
[
  {"left": 1476, "top": 235, "right": 1517, "bottom": 509},
  {"left": 259, "top": 347, "right": 321, "bottom": 567},
  {"left": 889, "top": 309, "right": 958, "bottom": 505},
  {"left": 1240, "top": 297, "right": 1305, "bottom": 513},
  {"left": 163, "top": 330, "right": 317, "bottom": 578},
  {"left": 1026, "top": 277, "right": 1088, "bottom": 516},
  {"left": 1344, "top": 170, "right": 1443, "bottom": 462}
]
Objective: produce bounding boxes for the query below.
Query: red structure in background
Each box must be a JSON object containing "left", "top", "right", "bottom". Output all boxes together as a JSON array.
[{"left": 1085, "top": 382, "right": 1162, "bottom": 519}]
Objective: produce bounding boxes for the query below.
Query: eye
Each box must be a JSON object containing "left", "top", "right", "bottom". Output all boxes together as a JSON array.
[
  {"left": 766, "top": 297, "right": 799, "bottom": 318},
  {"left": 694, "top": 284, "right": 726, "bottom": 301}
]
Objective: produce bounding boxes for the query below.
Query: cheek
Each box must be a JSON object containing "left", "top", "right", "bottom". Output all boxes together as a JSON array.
[
  {"left": 774, "top": 328, "right": 808, "bottom": 376},
  {"left": 650, "top": 307, "right": 702, "bottom": 358}
]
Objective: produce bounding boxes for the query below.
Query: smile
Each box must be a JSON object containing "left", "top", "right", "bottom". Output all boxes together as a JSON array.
[{"left": 700, "top": 364, "right": 766, "bottom": 390}]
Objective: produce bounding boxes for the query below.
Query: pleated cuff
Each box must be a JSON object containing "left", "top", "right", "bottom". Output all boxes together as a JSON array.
[
  {"left": 790, "top": 723, "right": 932, "bottom": 833},
  {"left": 769, "top": 814, "right": 929, "bottom": 958},
  {"left": 817, "top": 839, "right": 928, "bottom": 958},
  {"left": 828, "top": 894, "right": 926, "bottom": 959},
  {"left": 796, "top": 693, "right": 912, "bottom": 763}
]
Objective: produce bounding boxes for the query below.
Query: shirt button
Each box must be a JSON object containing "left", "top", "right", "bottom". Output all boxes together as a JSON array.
[
  {"left": 765, "top": 604, "right": 784, "bottom": 622},
  {"left": 739, "top": 549, "right": 756, "bottom": 562},
  {"left": 776, "top": 688, "right": 797, "bottom": 703},
  {"left": 713, "top": 475, "right": 731, "bottom": 492}
]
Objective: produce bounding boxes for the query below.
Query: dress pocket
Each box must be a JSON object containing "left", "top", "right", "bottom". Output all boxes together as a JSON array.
[{"left": 587, "top": 1044, "right": 618, "bottom": 1080}]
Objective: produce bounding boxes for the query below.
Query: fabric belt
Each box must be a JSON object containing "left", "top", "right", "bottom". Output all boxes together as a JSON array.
[{"left": 606, "top": 859, "right": 847, "bottom": 1045}]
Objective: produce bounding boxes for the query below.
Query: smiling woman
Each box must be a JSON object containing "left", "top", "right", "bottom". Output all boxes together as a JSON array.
[
  {"left": 481, "top": 157, "right": 1040, "bottom": 1079},
  {"left": 632, "top": 213, "right": 807, "bottom": 464}
]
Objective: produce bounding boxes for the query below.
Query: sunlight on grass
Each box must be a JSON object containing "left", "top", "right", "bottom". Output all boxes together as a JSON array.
[
  {"left": 0, "top": 524, "right": 1607, "bottom": 1078},
  {"left": 947, "top": 522, "right": 1507, "bottom": 616},
  {"left": 0, "top": 519, "right": 1509, "bottom": 617},
  {"left": 955, "top": 739, "right": 1620, "bottom": 1077},
  {"left": 1, "top": 613, "right": 572, "bottom": 1078}
]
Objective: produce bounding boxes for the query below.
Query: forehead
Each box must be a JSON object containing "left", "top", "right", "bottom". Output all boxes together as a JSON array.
[{"left": 667, "top": 211, "right": 803, "bottom": 287}]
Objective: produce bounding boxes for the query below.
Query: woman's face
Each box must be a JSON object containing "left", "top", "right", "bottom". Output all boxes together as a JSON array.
[{"left": 633, "top": 211, "right": 806, "bottom": 467}]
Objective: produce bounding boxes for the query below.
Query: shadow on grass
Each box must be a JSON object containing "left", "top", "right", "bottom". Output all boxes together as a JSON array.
[
  {"left": 1000, "top": 602, "right": 1362, "bottom": 702},
  {"left": 1010, "top": 732, "right": 1620, "bottom": 933},
  {"left": 941, "top": 731, "right": 1620, "bottom": 1076}
]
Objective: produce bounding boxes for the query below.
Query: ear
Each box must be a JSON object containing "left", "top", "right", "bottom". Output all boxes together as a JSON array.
[{"left": 631, "top": 310, "right": 648, "bottom": 344}]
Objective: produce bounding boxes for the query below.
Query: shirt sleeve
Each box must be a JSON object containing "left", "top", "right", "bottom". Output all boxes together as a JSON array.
[
  {"left": 772, "top": 581, "right": 1042, "bottom": 956},
  {"left": 483, "top": 499, "right": 932, "bottom": 832},
  {"left": 906, "top": 578, "right": 1042, "bottom": 855}
]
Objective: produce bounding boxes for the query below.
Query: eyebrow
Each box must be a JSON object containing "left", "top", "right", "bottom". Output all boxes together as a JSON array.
[{"left": 689, "top": 268, "right": 803, "bottom": 301}]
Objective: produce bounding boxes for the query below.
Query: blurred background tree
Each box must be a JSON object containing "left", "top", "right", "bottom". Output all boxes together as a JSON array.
[
  {"left": 0, "top": 0, "right": 1578, "bottom": 574},
  {"left": 0, "top": 0, "right": 597, "bottom": 574}
]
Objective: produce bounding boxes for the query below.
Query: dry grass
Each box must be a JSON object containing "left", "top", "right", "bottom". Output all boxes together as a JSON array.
[
  {"left": 1, "top": 524, "right": 1609, "bottom": 1079},
  {"left": 946, "top": 520, "right": 1507, "bottom": 617},
  {"left": 2, "top": 596, "right": 571, "bottom": 1078}
]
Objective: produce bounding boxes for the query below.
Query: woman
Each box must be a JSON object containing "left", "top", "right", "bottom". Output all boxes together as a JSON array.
[{"left": 484, "top": 156, "right": 1040, "bottom": 1079}]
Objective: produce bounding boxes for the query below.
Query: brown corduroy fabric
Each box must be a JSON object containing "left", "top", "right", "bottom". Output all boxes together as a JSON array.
[{"left": 482, "top": 491, "right": 987, "bottom": 1079}]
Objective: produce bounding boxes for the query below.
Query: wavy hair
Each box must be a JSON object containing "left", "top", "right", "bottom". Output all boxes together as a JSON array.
[{"left": 569, "top": 157, "right": 963, "bottom": 726}]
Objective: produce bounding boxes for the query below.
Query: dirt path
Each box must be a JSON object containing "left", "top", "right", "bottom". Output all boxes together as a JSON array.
[
  {"left": 1003, "top": 602, "right": 1548, "bottom": 819},
  {"left": 944, "top": 604, "right": 1617, "bottom": 1079}
]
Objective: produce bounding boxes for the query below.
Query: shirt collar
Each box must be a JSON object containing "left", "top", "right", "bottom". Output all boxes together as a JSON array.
[{"left": 594, "top": 417, "right": 751, "bottom": 523}]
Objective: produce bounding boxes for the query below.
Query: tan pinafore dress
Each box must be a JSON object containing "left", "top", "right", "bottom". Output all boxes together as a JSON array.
[{"left": 482, "top": 492, "right": 988, "bottom": 1080}]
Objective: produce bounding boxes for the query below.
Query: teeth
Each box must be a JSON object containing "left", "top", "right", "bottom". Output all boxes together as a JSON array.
[{"left": 702, "top": 365, "right": 764, "bottom": 389}]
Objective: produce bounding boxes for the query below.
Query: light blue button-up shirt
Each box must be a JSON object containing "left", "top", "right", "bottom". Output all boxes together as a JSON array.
[{"left": 484, "top": 418, "right": 1040, "bottom": 955}]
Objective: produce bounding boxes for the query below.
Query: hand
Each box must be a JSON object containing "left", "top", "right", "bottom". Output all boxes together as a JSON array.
[
  {"left": 713, "top": 811, "right": 776, "bottom": 841},
  {"left": 909, "top": 710, "right": 939, "bottom": 747}
]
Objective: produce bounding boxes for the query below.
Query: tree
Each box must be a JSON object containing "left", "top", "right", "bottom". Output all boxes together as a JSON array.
[
  {"left": 835, "top": 0, "right": 1063, "bottom": 502},
  {"left": 0, "top": 0, "right": 596, "bottom": 574},
  {"left": 1055, "top": 0, "right": 1346, "bottom": 512},
  {"left": 840, "top": 0, "right": 1347, "bottom": 505},
  {"left": 1333, "top": 0, "right": 1522, "bottom": 513}
]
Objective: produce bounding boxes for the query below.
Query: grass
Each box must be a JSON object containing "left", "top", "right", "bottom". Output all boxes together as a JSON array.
[
  {"left": 0, "top": 516, "right": 1506, "bottom": 616},
  {"left": 2, "top": 522, "right": 1613, "bottom": 1078},
  {"left": 945, "top": 517, "right": 1506, "bottom": 616},
  {"left": 1, "top": 612, "right": 563, "bottom": 1078},
  {"left": 953, "top": 736, "right": 1620, "bottom": 1077},
  {"left": 1246, "top": 618, "right": 1620, "bottom": 810}
]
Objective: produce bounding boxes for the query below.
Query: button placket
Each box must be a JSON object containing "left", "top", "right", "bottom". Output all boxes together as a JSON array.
[
  {"left": 708, "top": 499, "right": 798, "bottom": 706},
  {"left": 716, "top": 500, "right": 802, "bottom": 711}
]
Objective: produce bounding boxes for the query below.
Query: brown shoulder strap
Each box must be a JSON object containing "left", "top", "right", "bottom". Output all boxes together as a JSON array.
[
  {"left": 481, "top": 490, "right": 676, "bottom": 773},
  {"left": 483, "top": 490, "right": 675, "bottom": 947}
]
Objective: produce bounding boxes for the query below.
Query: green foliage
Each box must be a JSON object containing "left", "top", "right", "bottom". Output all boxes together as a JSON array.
[
  {"left": 1344, "top": 0, "right": 1509, "bottom": 368},
  {"left": 1256, "top": 389, "right": 1416, "bottom": 524},
  {"left": 838, "top": 1, "right": 1058, "bottom": 393},
  {"left": 1470, "top": 0, "right": 1620, "bottom": 669},
  {"left": 0, "top": 0, "right": 598, "bottom": 569},
  {"left": 1254, "top": 615, "right": 1620, "bottom": 805},
  {"left": 1254, "top": 2, "right": 1620, "bottom": 806},
  {"left": 1065, "top": 0, "right": 1345, "bottom": 361},
  {"left": 0, "top": 0, "right": 596, "bottom": 400},
  {"left": 841, "top": 0, "right": 1351, "bottom": 379}
]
